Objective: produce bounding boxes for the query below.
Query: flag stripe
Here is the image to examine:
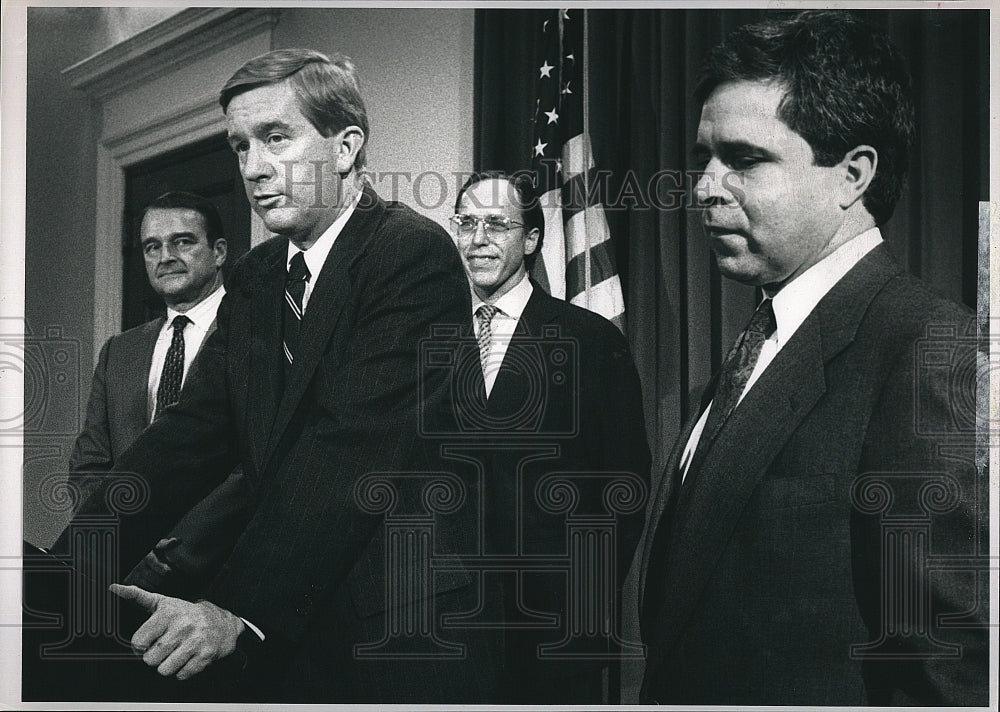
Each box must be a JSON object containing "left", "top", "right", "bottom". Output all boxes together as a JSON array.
[{"left": 566, "top": 236, "right": 617, "bottom": 300}]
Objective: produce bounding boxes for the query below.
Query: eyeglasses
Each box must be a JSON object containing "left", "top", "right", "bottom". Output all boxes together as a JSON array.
[{"left": 450, "top": 214, "right": 525, "bottom": 237}]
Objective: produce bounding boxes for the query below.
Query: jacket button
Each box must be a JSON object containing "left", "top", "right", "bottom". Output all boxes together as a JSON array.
[{"left": 295, "top": 606, "right": 308, "bottom": 616}]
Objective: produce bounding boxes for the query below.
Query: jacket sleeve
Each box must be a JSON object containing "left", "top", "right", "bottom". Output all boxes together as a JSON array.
[
  {"left": 853, "top": 309, "right": 987, "bottom": 706},
  {"left": 68, "top": 337, "right": 114, "bottom": 473}
]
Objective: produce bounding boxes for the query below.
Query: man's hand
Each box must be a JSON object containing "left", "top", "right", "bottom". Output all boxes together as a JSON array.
[{"left": 110, "top": 583, "right": 245, "bottom": 680}]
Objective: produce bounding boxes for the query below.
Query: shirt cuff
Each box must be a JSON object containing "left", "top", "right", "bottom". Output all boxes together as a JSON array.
[{"left": 240, "top": 617, "right": 265, "bottom": 641}]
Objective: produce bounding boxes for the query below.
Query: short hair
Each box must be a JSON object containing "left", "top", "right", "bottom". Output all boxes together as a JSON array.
[
  {"left": 695, "top": 11, "right": 915, "bottom": 225},
  {"left": 141, "top": 191, "right": 225, "bottom": 247},
  {"left": 455, "top": 171, "right": 544, "bottom": 270},
  {"left": 219, "top": 48, "right": 369, "bottom": 170}
]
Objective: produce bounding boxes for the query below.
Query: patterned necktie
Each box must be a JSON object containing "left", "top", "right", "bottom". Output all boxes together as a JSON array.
[
  {"left": 642, "top": 299, "right": 776, "bottom": 629},
  {"left": 283, "top": 251, "right": 310, "bottom": 368},
  {"left": 689, "top": 298, "right": 776, "bottom": 476},
  {"left": 475, "top": 304, "right": 498, "bottom": 374},
  {"left": 154, "top": 314, "right": 190, "bottom": 420}
]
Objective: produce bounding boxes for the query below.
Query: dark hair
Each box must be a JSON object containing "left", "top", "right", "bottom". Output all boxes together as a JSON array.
[
  {"left": 695, "top": 11, "right": 915, "bottom": 225},
  {"left": 220, "top": 48, "right": 369, "bottom": 170},
  {"left": 141, "top": 191, "right": 225, "bottom": 247},
  {"left": 455, "top": 171, "right": 544, "bottom": 269}
]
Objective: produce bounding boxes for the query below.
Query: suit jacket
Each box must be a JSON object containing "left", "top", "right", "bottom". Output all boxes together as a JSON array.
[
  {"left": 433, "top": 284, "right": 651, "bottom": 703},
  {"left": 69, "top": 315, "right": 250, "bottom": 592},
  {"left": 56, "top": 186, "right": 499, "bottom": 702},
  {"left": 639, "top": 245, "right": 987, "bottom": 705}
]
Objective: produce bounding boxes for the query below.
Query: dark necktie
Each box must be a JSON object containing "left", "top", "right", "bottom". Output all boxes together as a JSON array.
[
  {"left": 154, "top": 314, "right": 190, "bottom": 420},
  {"left": 688, "top": 298, "right": 776, "bottom": 476},
  {"left": 283, "top": 251, "right": 310, "bottom": 369},
  {"left": 475, "top": 304, "right": 498, "bottom": 374},
  {"left": 642, "top": 299, "right": 775, "bottom": 629}
]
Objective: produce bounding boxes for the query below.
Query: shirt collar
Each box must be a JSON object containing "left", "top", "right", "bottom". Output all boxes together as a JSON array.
[
  {"left": 472, "top": 272, "right": 534, "bottom": 321},
  {"left": 286, "top": 187, "right": 362, "bottom": 278},
  {"left": 166, "top": 284, "right": 225, "bottom": 331},
  {"left": 767, "top": 226, "right": 883, "bottom": 346}
]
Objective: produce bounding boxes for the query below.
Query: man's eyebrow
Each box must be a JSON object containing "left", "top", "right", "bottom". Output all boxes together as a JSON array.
[
  {"left": 141, "top": 232, "right": 199, "bottom": 243},
  {"left": 716, "top": 140, "right": 777, "bottom": 159},
  {"left": 227, "top": 120, "right": 293, "bottom": 144}
]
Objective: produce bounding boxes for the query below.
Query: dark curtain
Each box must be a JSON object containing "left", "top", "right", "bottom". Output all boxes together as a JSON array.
[{"left": 475, "top": 8, "right": 987, "bottom": 476}]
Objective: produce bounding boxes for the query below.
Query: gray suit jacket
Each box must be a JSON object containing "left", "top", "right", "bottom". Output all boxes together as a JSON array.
[
  {"left": 639, "top": 245, "right": 987, "bottom": 705},
  {"left": 70, "top": 315, "right": 250, "bottom": 588}
]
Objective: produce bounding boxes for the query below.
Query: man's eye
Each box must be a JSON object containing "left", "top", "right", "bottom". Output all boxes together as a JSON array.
[
  {"left": 730, "top": 156, "right": 762, "bottom": 170},
  {"left": 485, "top": 217, "right": 510, "bottom": 229},
  {"left": 456, "top": 217, "right": 477, "bottom": 229},
  {"left": 266, "top": 134, "right": 286, "bottom": 146},
  {"left": 231, "top": 141, "right": 248, "bottom": 154},
  {"left": 143, "top": 243, "right": 159, "bottom": 255}
]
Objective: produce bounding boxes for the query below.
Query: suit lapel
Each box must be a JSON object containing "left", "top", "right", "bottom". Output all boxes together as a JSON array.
[
  {"left": 644, "top": 244, "right": 904, "bottom": 660},
  {"left": 245, "top": 245, "right": 287, "bottom": 471},
  {"left": 486, "top": 287, "right": 556, "bottom": 418},
  {"left": 262, "top": 185, "right": 384, "bottom": 468},
  {"left": 132, "top": 318, "right": 163, "bottom": 428}
]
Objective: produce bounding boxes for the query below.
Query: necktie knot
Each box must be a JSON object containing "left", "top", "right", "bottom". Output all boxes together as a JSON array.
[
  {"left": 287, "top": 252, "right": 310, "bottom": 283},
  {"left": 745, "top": 298, "right": 776, "bottom": 340},
  {"left": 171, "top": 314, "right": 191, "bottom": 332},
  {"left": 476, "top": 303, "right": 498, "bottom": 325}
]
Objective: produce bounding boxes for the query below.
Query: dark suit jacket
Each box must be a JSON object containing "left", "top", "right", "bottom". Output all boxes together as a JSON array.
[
  {"left": 433, "top": 284, "right": 651, "bottom": 703},
  {"left": 56, "top": 186, "right": 498, "bottom": 702},
  {"left": 69, "top": 315, "right": 250, "bottom": 591},
  {"left": 639, "top": 245, "right": 987, "bottom": 705}
]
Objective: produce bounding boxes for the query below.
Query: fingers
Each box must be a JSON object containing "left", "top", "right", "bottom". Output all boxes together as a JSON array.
[
  {"left": 133, "top": 606, "right": 174, "bottom": 652},
  {"left": 109, "top": 583, "right": 163, "bottom": 613}
]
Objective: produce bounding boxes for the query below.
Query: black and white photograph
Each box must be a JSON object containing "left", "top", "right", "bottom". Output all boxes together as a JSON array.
[{"left": 1, "top": 2, "right": 995, "bottom": 708}]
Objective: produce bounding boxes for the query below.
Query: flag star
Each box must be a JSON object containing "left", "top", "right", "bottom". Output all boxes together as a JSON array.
[
  {"left": 562, "top": 81, "right": 572, "bottom": 95},
  {"left": 565, "top": 53, "right": 574, "bottom": 62},
  {"left": 555, "top": 158, "right": 563, "bottom": 174},
  {"left": 533, "top": 139, "right": 548, "bottom": 157},
  {"left": 544, "top": 108, "right": 559, "bottom": 124},
  {"left": 561, "top": 9, "right": 570, "bottom": 20},
  {"left": 542, "top": 19, "right": 549, "bottom": 31},
  {"left": 539, "top": 60, "right": 554, "bottom": 79}
]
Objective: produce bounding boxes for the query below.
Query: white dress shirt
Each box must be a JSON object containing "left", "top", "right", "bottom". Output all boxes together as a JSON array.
[
  {"left": 679, "top": 227, "right": 884, "bottom": 479},
  {"left": 472, "top": 273, "right": 534, "bottom": 397},
  {"left": 147, "top": 285, "right": 226, "bottom": 422},
  {"left": 285, "top": 188, "right": 362, "bottom": 313}
]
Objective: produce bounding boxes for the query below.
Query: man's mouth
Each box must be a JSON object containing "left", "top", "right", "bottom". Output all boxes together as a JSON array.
[{"left": 254, "top": 193, "right": 284, "bottom": 209}]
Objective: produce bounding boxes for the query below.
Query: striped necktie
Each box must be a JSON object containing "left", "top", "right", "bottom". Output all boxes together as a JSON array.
[
  {"left": 475, "top": 304, "right": 498, "bottom": 374},
  {"left": 154, "top": 314, "right": 190, "bottom": 420},
  {"left": 283, "top": 251, "right": 310, "bottom": 368}
]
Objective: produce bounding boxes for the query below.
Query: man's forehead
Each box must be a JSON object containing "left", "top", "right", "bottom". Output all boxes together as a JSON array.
[
  {"left": 459, "top": 179, "right": 520, "bottom": 213},
  {"left": 697, "top": 80, "right": 801, "bottom": 148},
  {"left": 141, "top": 207, "right": 207, "bottom": 235}
]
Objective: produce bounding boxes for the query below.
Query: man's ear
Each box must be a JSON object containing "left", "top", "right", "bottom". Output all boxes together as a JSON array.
[
  {"left": 523, "top": 227, "right": 540, "bottom": 256},
  {"left": 333, "top": 125, "right": 365, "bottom": 173},
  {"left": 838, "top": 145, "right": 877, "bottom": 210},
  {"left": 213, "top": 238, "right": 228, "bottom": 268}
]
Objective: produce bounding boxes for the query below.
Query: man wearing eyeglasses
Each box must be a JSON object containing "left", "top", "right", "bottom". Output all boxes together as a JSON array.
[{"left": 446, "top": 171, "right": 650, "bottom": 703}]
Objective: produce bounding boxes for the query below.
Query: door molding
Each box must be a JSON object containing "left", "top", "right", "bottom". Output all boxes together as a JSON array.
[{"left": 64, "top": 8, "right": 279, "bottom": 362}]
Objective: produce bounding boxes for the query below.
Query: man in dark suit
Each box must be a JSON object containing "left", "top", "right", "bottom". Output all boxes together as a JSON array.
[
  {"left": 639, "top": 11, "right": 987, "bottom": 706},
  {"left": 70, "top": 191, "right": 249, "bottom": 597},
  {"left": 444, "top": 171, "right": 650, "bottom": 703},
  {"left": 53, "top": 49, "right": 495, "bottom": 702}
]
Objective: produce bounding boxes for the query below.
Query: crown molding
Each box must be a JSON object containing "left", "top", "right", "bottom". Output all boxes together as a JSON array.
[{"left": 63, "top": 8, "right": 280, "bottom": 101}]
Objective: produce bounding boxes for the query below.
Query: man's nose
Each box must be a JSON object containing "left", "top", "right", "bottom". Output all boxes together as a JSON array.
[
  {"left": 471, "top": 220, "right": 491, "bottom": 246},
  {"left": 241, "top": 142, "right": 274, "bottom": 182},
  {"left": 156, "top": 243, "right": 179, "bottom": 263},
  {"left": 693, "top": 158, "right": 732, "bottom": 208}
]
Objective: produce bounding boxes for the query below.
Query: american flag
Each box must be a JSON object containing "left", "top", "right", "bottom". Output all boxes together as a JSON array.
[{"left": 531, "top": 9, "right": 626, "bottom": 332}]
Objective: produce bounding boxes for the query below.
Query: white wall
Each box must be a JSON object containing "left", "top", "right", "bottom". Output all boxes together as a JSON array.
[{"left": 274, "top": 8, "right": 475, "bottom": 229}]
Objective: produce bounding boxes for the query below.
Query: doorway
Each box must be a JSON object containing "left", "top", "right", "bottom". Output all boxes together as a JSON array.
[{"left": 122, "top": 134, "right": 250, "bottom": 330}]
